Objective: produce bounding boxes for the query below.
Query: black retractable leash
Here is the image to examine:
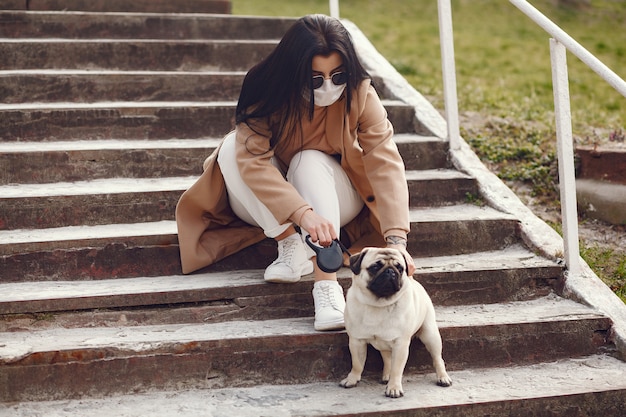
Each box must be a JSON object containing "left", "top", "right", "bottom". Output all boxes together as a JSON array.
[{"left": 305, "top": 235, "right": 352, "bottom": 273}]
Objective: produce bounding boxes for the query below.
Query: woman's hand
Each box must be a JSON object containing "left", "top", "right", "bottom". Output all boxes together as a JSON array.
[
  {"left": 299, "top": 209, "right": 337, "bottom": 247},
  {"left": 386, "top": 240, "right": 416, "bottom": 277}
]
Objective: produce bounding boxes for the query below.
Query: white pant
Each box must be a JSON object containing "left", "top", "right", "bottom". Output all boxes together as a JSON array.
[{"left": 217, "top": 131, "right": 364, "bottom": 242}]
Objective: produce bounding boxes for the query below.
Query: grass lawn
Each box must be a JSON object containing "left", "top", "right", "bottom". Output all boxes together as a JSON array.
[{"left": 232, "top": 0, "right": 626, "bottom": 302}]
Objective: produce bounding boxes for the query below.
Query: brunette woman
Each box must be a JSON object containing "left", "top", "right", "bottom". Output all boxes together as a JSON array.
[{"left": 176, "top": 14, "right": 414, "bottom": 331}]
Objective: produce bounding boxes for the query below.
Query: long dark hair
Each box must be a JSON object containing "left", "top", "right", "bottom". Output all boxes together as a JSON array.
[{"left": 235, "top": 14, "right": 370, "bottom": 151}]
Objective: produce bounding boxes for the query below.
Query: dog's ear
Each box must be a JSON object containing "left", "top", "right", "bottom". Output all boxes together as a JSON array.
[{"left": 349, "top": 249, "right": 368, "bottom": 275}]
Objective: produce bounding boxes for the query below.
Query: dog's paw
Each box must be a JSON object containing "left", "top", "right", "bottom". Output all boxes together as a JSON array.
[
  {"left": 385, "top": 383, "right": 404, "bottom": 398},
  {"left": 436, "top": 373, "right": 452, "bottom": 387},
  {"left": 339, "top": 374, "right": 360, "bottom": 389}
]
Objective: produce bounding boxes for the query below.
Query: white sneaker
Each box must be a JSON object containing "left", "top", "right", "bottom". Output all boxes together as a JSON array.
[
  {"left": 264, "top": 234, "right": 314, "bottom": 283},
  {"left": 312, "top": 280, "right": 345, "bottom": 331}
]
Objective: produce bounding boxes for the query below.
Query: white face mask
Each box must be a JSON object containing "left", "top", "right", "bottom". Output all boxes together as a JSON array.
[{"left": 313, "top": 78, "right": 346, "bottom": 107}]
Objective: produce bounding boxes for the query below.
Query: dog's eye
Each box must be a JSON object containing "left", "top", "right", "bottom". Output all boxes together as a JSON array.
[
  {"left": 367, "top": 261, "right": 383, "bottom": 274},
  {"left": 395, "top": 262, "right": 405, "bottom": 275}
]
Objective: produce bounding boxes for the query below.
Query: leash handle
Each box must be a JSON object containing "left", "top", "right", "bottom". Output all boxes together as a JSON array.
[{"left": 305, "top": 235, "right": 351, "bottom": 273}]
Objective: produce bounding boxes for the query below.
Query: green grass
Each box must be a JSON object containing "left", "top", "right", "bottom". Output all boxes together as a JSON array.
[
  {"left": 232, "top": 0, "right": 626, "bottom": 302},
  {"left": 581, "top": 244, "right": 626, "bottom": 302}
]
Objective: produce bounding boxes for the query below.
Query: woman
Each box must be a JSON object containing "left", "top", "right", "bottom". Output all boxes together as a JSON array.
[{"left": 176, "top": 14, "right": 415, "bottom": 331}]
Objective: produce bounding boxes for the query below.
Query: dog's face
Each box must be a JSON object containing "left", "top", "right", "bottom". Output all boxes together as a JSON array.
[{"left": 349, "top": 247, "right": 408, "bottom": 299}]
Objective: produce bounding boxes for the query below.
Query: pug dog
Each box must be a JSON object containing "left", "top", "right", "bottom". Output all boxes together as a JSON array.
[{"left": 339, "top": 247, "right": 452, "bottom": 398}]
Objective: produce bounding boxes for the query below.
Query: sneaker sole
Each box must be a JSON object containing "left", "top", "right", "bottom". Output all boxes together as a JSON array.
[
  {"left": 264, "top": 261, "right": 314, "bottom": 284},
  {"left": 314, "top": 318, "right": 345, "bottom": 331}
]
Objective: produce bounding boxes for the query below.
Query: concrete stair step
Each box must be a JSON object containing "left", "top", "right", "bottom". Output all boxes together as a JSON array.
[
  {"left": 0, "top": 71, "right": 396, "bottom": 104},
  {"left": 0, "top": 38, "right": 277, "bottom": 71},
  {"left": 406, "top": 204, "right": 519, "bottom": 256},
  {"left": 1, "top": 11, "right": 293, "bottom": 39},
  {"left": 0, "top": 70, "right": 246, "bottom": 103},
  {"left": 416, "top": 245, "right": 563, "bottom": 305},
  {"left": 1, "top": 0, "right": 232, "bottom": 14},
  {"left": 0, "top": 101, "right": 239, "bottom": 140},
  {"left": 577, "top": 178, "right": 626, "bottom": 225},
  {"left": 0, "top": 170, "right": 475, "bottom": 229},
  {"left": 389, "top": 134, "right": 451, "bottom": 171},
  {"left": 0, "top": 295, "right": 613, "bottom": 402},
  {"left": 0, "top": 138, "right": 221, "bottom": 184},
  {"left": 0, "top": 100, "right": 416, "bottom": 140},
  {"left": 0, "top": 245, "right": 561, "bottom": 315},
  {"left": 406, "top": 169, "right": 477, "bottom": 207},
  {"left": 0, "top": 204, "right": 521, "bottom": 282},
  {"left": 0, "top": 176, "right": 192, "bottom": 229},
  {"left": 0, "top": 134, "right": 448, "bottom": 184},
  {"left": 6, "top": 354, "right": 622, "bottom": 417}
]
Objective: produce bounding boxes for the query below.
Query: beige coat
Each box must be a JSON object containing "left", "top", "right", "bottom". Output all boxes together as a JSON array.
[{"left": 175, "top": 79, "right": 409, "bottom": 274}]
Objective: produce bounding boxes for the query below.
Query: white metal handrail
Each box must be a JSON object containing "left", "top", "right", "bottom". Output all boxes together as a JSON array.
[
  {"left": 437, "top": 0, "right": 461, "bottom": 151},
  {"left": 550, "top": 37, "right": 581, "bottom": 274},
  {"left": 329, "top": 0, "right": 339, "bottom": 18}
]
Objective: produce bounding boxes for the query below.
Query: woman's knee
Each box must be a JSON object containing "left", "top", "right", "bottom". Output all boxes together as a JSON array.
[
  {"left": 287, "top": 150, "right": 335, "bottom": 184},
  {"left": 216, "top": 131, "right": 238, "bottom": 177}
]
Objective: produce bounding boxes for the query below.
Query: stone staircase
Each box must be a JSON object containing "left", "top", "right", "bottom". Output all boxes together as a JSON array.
[{"left": 1, "top": 2, "right": 626, "bottom": 415}]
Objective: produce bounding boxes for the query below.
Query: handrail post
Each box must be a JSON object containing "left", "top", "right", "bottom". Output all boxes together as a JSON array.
[
  {"left": 550, "top": 38, "right": 581, "bottom": 275},
  {"left": 329, "top": 0, "right": 340, "bottom": 18},
  {"left": 437, "top": 0, "right": 461, "bottom": 150}
]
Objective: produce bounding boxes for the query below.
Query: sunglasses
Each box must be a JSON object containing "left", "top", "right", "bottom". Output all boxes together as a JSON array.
[{"left": 311, "top": 72, "right": 348, "bottom": 89}]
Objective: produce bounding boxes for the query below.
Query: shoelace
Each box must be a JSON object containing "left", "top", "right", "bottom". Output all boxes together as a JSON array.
[
  {"left": 316, "top": 283, "right": 340, "bottom": 309},
  {"left": 277, "top": 237, "right": 298, "bottom": 267}
]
